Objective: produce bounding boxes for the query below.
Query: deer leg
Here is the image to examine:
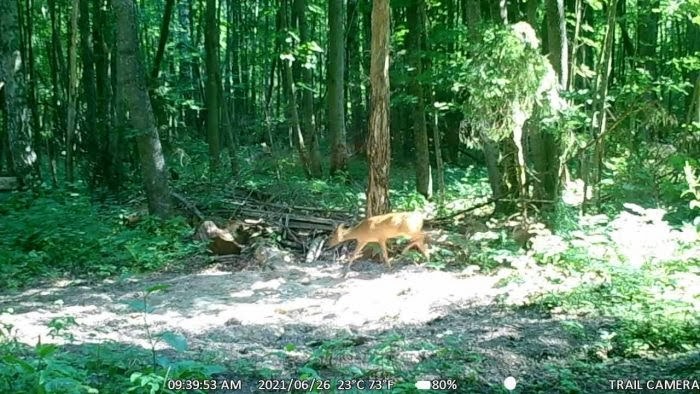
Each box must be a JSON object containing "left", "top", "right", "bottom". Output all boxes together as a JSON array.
[
  {"left": 378, "top": 239, "right": 390, "bottom": 268},
  {"left": 402, "top": 234, "right": 428, "bottom": 264},
  {"left": 344, "top": 241, "right": 367, "bottom": 277}
]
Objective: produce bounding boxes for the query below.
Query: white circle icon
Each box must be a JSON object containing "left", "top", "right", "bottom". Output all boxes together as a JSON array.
[{"left": 504, "top": 376, "right": 517, "bottom": 390}]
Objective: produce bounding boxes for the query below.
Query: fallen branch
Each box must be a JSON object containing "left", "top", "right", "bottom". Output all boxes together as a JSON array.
[
  {"left": 171, "top": 191, "right": 205, "bottom": 221},
  {"left": 430, "top": 198, "right": 496, "bottom": 223}
]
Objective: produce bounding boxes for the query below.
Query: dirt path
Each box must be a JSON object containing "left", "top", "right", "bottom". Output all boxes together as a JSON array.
[{"left": 0, "top": 256, "right": 687, "bottom": 392}]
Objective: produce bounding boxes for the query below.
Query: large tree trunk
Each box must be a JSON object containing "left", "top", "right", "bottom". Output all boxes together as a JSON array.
[
  {"left": 366, "top": 0, "right": 391, "bottom": 217},
  {"left": 407, "top": 0, "right": 431, "bottom": 198},
  {"left": 0, "top": 0, "right": 37, "bottom": 185},
  {"left": 205, "top": 0, "right": 221, "bottom": 170},
  {"left": 328, "top": 0, "right": 348, "bottom": 175},
  {"left": 114, "top": 0, "right": 171, "bottom": 218}
]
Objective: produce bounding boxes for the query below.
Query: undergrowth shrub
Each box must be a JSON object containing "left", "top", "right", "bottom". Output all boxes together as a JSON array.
[{"left": 0, "top": 191, "right": 197, "bottom": 290}]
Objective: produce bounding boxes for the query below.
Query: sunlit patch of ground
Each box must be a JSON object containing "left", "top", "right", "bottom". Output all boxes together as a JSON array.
[{"left": 1, "top": 202, "right": 698, "bottom": 390}]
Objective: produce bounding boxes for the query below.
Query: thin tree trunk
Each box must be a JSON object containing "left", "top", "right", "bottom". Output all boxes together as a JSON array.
[
  {"left": 280, "top": 0, "right": 311, "bottom": 175},
  {"left": 583, "top": 0, "right": 618, "bottom": 212},
  {"left": 150, "top": 0, "right": 176, "bottom": 81},
  {"left": 80, "top": 0, "right": 98, "bottom": 182},
  {"left": 407, "top": 0, "right": 431, "bottom": 198},
  {"left": 295, "top": 0, "right": 322, "bottom": 177},
  {"left": 25, "top": 0, "right": 42, "bottom": 180},
  {"left": 205, "top": 0, "right": 221, "bottom": 170},
  {"left": 328, "top": 0, "right": 348, "bottom": 175},
  {"left": 347, "top": 0, "right": 364, "bottom": 154},
  {"left": 94, "top": 0, "right": 113, "bottom": 189},
  {"left": 65, "top": 0, "right": 80, "bottom": 182}
]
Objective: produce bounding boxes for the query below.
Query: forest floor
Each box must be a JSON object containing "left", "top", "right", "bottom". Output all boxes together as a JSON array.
[{"left": 2, "top": 244, "right": 696, "bottom": 393}]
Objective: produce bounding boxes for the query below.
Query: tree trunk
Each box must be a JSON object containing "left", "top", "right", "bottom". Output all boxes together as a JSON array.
[
  {"left": 94, "top": 0, "right": 114, "bottom": 190},
  {"left": 407, "top": 0, "right": 431, "bottom": 198},
  {"left": 150, "top": 0, "right": 175, "bottom": 82},
  {"left": 295, "top": 0, "right": 322, "bottom": 177},
  {"left": 347, "top": 0, "right": 365, "bottom": 155},
  {"left": 499, "top": 0, "right": 508, "bottom": 24},
  {"left": 148, "top": 0, "right": 175, "bottom": 134},
  {"left": 65, "top": 0, "right": 80, "bottom": 183},
  {"left": 366, "top": 0, "right": 391, "bottom": 217},
  {"left": 24, "top": 0, "right": 41, "bottom": 181},
  {"left": 530, "top": 0, "right": 566, "bottom": 203},
  {"left": 47, "top": 0, "right": 63, "bottom": 186},
  {"left": 205, "top": 0, "right": 221, "bottom": 170},
  {"left": 328, "top": 0, "right": 348, "bottom": 175},
  {"left": 114, "top": 0, "right": 171, "bottom": 218},
  {"left": 583, "top": 0, "right": 618, "bottom": 212},
  {"left": 637, "top": 0, "right": 659, "bottom": 76},
  {"left": 279, "top": 0, "right": 311, "bottom": 176},
  {"left": 80, "top": 0, "right": 98, "bottom": 182},
  {"left": 0, "top": 0, "right": 37, "bottom": 185},
  {"left": 546, "top": 0, "right": 568, "bottom": 87}
]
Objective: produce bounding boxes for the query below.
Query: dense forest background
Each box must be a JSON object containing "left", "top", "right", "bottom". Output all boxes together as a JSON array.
[{"left": 1, "top": 0, "right": 699, "bottom": 392}]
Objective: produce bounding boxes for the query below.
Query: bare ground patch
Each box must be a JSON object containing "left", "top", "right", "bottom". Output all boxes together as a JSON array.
[{"left": 1, "top": 256, "right": 696, "bottom": 392}]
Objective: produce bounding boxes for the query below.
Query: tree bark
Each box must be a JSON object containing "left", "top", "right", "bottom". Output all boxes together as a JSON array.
[
  {"left": 328, "top": 0, "right": 348, "bottom": 175},
  {"left": 366, "top": 0, "right": 391, "bottom": 217},
  {"left": 205, "top": 0, "right": 221, "bottom": 170},
  {"left": 80, "top": 0, "right": 98, "bottom": 181},
  {"left": 150, "top": 0, "right": 176, "bottom": 81},
  {"left": 114, "top": 0, "right": 171, "bottom": 218},
  {"left": 94, "top": 0, "right": 114, "bottom": 189},
  {"left": 65, "top": 0, "right": 80, "bottom": 183},
  {"left": 546, "top": 0, "right": 568, "bottom": 87},
  {"left": 295, "top": 0, "right": 322, "bottom": 177},
  {"left": 346, "top": 0, "right": 365, "bottom": 155},
  {"left": 24, "top": 0, "right": 41, "bottom": 181},
  {"left": 0, "top": 0, "right": 37, "bottom": 185},
  {"left": 407, "top": 0, "right": 431, "bottom": 198},
  {"left": 530, "top": 0, "right": 566, "bottom": 203},
  {"left": 47, "top": 0, "right": 63, "bottom": 186}
]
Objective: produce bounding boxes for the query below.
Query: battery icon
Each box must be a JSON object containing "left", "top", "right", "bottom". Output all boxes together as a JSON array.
[{"left": 415, "top": 380, "right": 431, "bottom": 390}]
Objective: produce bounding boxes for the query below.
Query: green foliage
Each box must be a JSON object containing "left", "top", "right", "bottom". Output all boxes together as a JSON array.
[
  {"left": 456, "top": 22, "right": 554, "bottom": 142},
  {"left": 0, "top": 190, "right": 199, "bottom": 290},
  {"left": 531, "top": 265, "right": 700, "bottom": 358}
]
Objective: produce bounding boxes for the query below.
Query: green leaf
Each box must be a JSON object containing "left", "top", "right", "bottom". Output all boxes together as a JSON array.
[
  {"left": 36, "top": 344, "right": 58, "bottom": 358},
  {"left": 2, "top": 354, "right": 36, "bottom": 373}
]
